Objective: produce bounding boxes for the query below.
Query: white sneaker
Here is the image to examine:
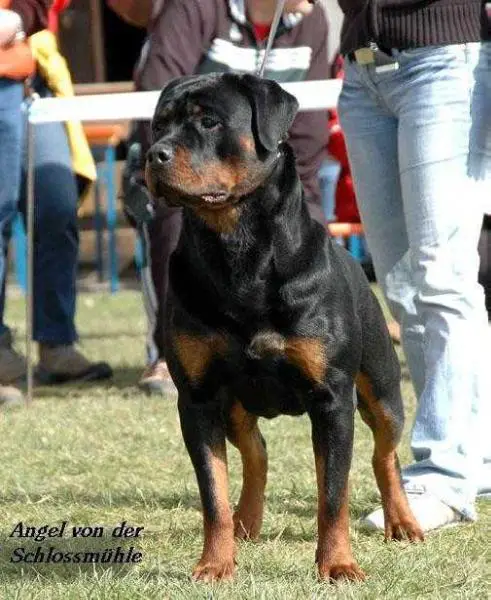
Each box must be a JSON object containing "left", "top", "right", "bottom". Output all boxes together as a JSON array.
[{"left": 362, "top": 491, "right": 464, "bottom": 533}]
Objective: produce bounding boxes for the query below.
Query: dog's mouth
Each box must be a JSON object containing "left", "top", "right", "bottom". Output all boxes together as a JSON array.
[
  {"left": 147, "top": 162, "right": 229, "bottom": 208},
  {"left": 151, "top": 182, "right": 233, "bottom": 210},
  {"left": 199, "top": 191, "right": 230, "bottom": 208}
]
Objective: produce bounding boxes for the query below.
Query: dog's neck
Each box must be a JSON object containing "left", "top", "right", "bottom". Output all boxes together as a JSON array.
[
  {"left": 182, "top": 144, "right": 319, "bottom": 252},
  {"left": 171, "top": 145, "right": 327, "bottom": 331}
]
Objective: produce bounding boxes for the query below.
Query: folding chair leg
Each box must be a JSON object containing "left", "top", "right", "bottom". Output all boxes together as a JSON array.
[
  {"left": 12, "top": 213, "right": 27, "bottom": 293},
  {"left": 94, "top": 172, "right": 105, "bottom": 283},
  {"left": 348, "top": 234, "right": 363, "bottom": 261},
  {"left": 104, "top": 145, "right": 119, "bottom": 293}
]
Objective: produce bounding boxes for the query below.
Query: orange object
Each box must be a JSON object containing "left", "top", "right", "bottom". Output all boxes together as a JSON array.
[
  {"left": 0, "top": 0, "right": 35, "bottom": 80},
  {"left": 83, "top": 124, "right": 125, "bottom": 148},
  {"left": 327, "top": 222, "right": 364, "bottom": 238},
  {"left": 0, "top": 41, "right": 35, "bottom": 79}
]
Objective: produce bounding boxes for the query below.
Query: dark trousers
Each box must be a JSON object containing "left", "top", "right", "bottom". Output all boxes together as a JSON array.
[
  {"left": 20, "top": 80, "right": 79, "bottom": 344},
  {"left": 19, "top": 125, "right": 79, "bottom": 344},
  {"left": 0, "top": 80, "right": 79, "bottom": 344},
  {"left": 147, "top": 204, "right": 182, "bottom": 358},
  {"left": 478, "top": 215, "right": 491, "bottom": 320}
]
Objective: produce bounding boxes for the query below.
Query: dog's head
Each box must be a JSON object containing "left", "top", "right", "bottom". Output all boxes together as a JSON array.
[{"left": 145, "top": 73, "right": 298, "bottom": 212}]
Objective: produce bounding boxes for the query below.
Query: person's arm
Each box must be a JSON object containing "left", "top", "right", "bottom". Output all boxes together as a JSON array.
[
  {"left": 106, "top": 0, "right": 153, "bottom": 29},
  {"left": 10, "top": 0, "right": 50, "bottom": 36},
  {"left": 127, "top": 0, "right": 216, "bottom": 208},
  {"left": 288, "top": 7, "right": 329, "bottom": 222},
  {"left": 134, "top": 0, "right": 215, "bottom": 160},
  {"left": 136, "top": 0, "right": 216, "bottom": 92}
]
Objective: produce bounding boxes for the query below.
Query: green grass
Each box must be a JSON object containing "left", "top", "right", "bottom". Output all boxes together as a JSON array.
[{"left": 0, "top": 291, "right": 489, "bottom": 599}]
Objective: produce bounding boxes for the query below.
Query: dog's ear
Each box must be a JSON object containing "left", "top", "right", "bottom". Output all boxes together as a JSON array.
[{"left": 239, "top": 74, "right": 299, "bottom": 153}]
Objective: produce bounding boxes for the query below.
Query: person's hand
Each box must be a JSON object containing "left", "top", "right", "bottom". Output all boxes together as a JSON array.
[
  {"left": 283, "top": 0, "right": 315, "bottom": 15},
  {"left": 0, "top": 9, "right": 23, "bottom": 47}
]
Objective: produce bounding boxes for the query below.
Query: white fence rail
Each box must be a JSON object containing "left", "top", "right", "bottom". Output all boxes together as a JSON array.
[{"left": 28, "top": 79, "right": 342, "bottom": 124}]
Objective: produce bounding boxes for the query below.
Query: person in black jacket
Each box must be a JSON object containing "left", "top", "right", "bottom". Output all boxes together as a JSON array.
[{"left": 336, "top": 0, "right": 491, "bottom": 532}]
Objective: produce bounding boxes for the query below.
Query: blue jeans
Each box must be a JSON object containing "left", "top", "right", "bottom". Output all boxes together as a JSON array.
[
  {"left": 0, "top": 80, "right": 79, "bottom": 344},
  {"left": 0, "top": 80, "right": 24, "bottom": 331},
  {"left": 469, "top": 41, "right": 491, "bottom": 182},
  {"left": 338, "top": 43, "right": 490, "bottom": 519},
  {"left": 318, "top": 157, "right": 341, "bottom": 221}
]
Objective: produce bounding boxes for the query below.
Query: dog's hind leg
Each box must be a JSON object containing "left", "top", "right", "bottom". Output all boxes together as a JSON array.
[
  {"left": 310, "top": 384, "right": 366, "bottom": 582},
  {"left": 178, "top": 397, "right": 235, "bottom": 581},
  {"left": 356, "top": 291, "right": 424, "bottom": 542},
  {"left": 356, "top": 372, "right": 424, "bottom": 541},
  {"left": 226, "top": 401, "right": 268, "bottom": 540}
]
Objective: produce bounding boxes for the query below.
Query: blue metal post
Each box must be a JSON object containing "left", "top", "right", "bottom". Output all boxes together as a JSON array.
[{"left": 105, "top": 145, "right": 119, "bottom": 293}]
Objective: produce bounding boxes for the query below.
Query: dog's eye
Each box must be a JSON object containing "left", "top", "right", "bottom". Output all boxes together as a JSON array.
[
  {"left": 152, "top": 117, "right": 169, "bottom": 133},
  {"left": 200, "top": 115, "right": 222, "bottom": 130}
]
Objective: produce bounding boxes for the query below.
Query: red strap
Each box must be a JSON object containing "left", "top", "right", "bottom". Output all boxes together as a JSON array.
[{"left": 48, "top": 0, "right": 71, "bottom": 33}]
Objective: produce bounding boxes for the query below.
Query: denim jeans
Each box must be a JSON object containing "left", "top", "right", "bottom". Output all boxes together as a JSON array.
[
  {"left": 469, "top": 41, "right": 491, "bottom": 183},
  {"left": 0, "top": 79, "right": 24, "bottom": 332},
  {"left": 338, "top": 43, "right": 490, "bottom": 519},
  {"left": 0, "top": 79, "right": 79, "bottom": 344},
  {"left": 318, "top": 157, "right": 341, "bottom": 221}
]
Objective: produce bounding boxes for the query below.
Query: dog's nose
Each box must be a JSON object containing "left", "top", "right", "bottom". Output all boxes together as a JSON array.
[{"left": 147, "top": 144, "right": 173, "bottom": 165}]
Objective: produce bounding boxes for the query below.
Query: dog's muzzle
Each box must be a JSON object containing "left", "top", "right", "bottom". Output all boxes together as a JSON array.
[{"left": 147, "top": 144, "right": 173, "bottom": 166}]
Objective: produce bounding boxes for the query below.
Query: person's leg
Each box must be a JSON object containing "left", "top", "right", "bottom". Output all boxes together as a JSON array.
[
  {"left": 18, "top": 84, "right": 112, "bottom": 384},
  {"left": 149, "top": 203, "right": 182, "bottom": 358},
  {"left": 139, "top": 223, "right": 159, "bottom": 365},
  {"left": 338, "top": 64, "right": 454, "bottom": 531},
  {"left": 0, "top": 79, "right": 25, "bottom": 403},
  {"left": 138, "top": 203, "right": 181, "bottom": 395},
  {"left": 340, "top": 44, "right": 488, "bottom": 526},
  {"left": 469, "top": 41, "right": 491, "bottom": 184},
  {"left": 0, "top": 81, "right": 23, "bottom": 335},
  {"left": 469, "top": 40, "right": 491, "bottom": 498},
  {"left": 19, "top": 119, "right": 79, "bottom": 345},
  {"left": 390, "top": 44, "right": 488, "bottom": 520},
  {"left": 338, "top": 61, "right": 426, "bottom": 397}
]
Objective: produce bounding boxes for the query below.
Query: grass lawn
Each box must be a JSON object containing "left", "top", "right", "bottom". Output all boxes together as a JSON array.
[{"left": 0, "top": 291, "right": 489, "bottom": 599}]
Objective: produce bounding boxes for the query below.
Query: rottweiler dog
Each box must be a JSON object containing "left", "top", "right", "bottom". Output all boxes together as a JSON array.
[{"left": 146, "top": 72, "right": 424, "bottom": 583}]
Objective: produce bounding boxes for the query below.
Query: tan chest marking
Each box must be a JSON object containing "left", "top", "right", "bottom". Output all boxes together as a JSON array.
[
  {"left": 173, "top": 333, "right": 228, "bottom": 383},
  {"left": 248, "top": 331, "right": 327, "bottom": 385}
]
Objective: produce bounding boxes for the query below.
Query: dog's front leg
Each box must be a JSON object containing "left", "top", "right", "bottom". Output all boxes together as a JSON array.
[
  {"left": 178, "top": 397, "right": 235, "bottom": 582},
  {"left": 310, "top": 388, "right": 366, "bottom": 583}
]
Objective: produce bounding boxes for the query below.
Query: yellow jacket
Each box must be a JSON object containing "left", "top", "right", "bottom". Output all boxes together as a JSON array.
[{"left": 29, "top": 30, "right": 97, "bottom": 201}]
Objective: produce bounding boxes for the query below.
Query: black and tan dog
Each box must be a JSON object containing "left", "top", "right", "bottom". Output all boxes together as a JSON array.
[{"left": 146, "top": 73, "right": 424, "bottom": 583}]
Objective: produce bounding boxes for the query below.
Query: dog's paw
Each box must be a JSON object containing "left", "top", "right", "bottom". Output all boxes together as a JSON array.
[
  {"left": 192, "top": 558, "right": 235, "bottom": 582},
  {"left": 233, "top": 511, "right": 262, "bottom": 540},
  {"left": 385, "top": 518, "right": 425, "bottom": 542},
  {"left": 318, "top": 560, "right": 366, "bottom": 583}
]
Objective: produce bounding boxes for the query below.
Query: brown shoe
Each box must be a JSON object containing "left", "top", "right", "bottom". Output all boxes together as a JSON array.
[
  {"left": 36, "top": 344, "right": 113, "bottom": 384},
  {"left": 0, "top": 384, "right": 24, "bottom": 407},
  {"left": 138, "top": 360, "right": 177, "bottom": 396},
  {"left": 0, "top": 330, "right": 26, "bottom": 384},
  {"left": 387, "top": 321, "right": 401, "bottom": 344}
]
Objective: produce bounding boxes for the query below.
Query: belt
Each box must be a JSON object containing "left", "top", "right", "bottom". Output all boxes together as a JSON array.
[
  {"left": 347, "top": 45, "right": 396, "bottom": 63},
  {"left": 347, "top": 44, "right": 400, "bottom": 73}
]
